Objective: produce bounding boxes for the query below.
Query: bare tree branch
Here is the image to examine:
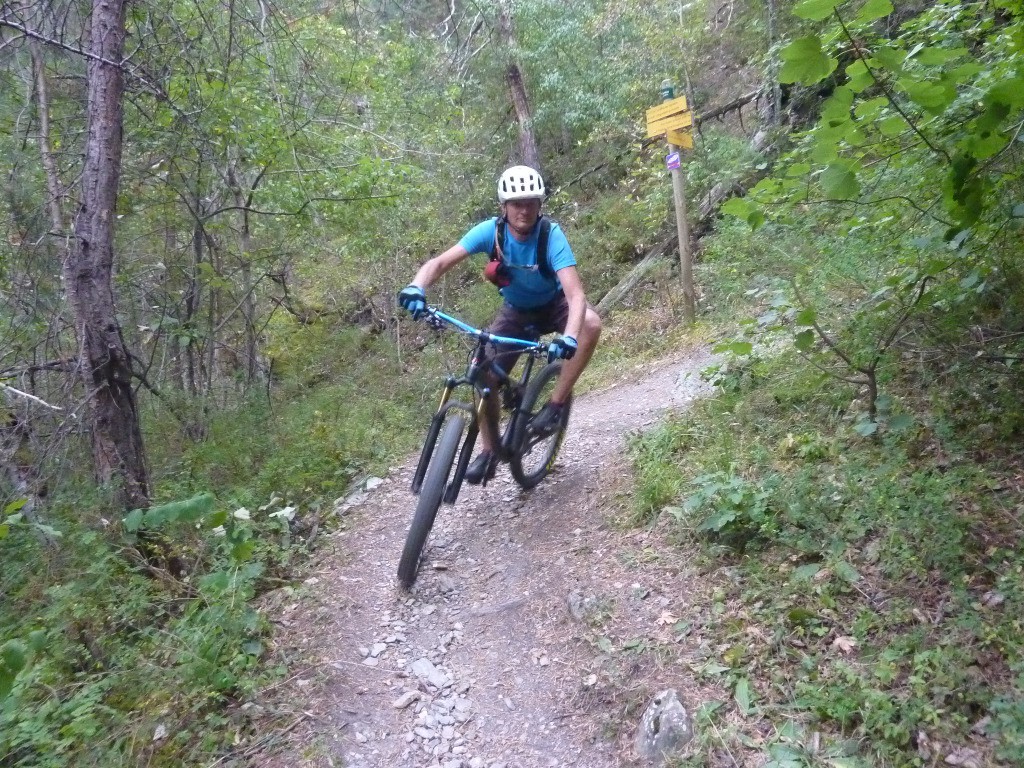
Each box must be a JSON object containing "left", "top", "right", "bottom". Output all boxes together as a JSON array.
[
  {"left": 0, "top": 382, "right": 63, "bottom": 411},
  {"left": 200, "top": 193, "right": 400, "bottom": 222}
]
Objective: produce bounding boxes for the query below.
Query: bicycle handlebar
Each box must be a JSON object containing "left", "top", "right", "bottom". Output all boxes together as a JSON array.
[{"left": 424, "top": 306, "right": 548, "bottom": 354}]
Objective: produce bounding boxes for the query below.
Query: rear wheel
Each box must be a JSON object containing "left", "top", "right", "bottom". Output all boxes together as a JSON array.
[
  {"left": 509, "top": 362, "right": 571, "bottom": 490},
  {"left": 398, "top": 413, "right": 466, "bottom": 589}
]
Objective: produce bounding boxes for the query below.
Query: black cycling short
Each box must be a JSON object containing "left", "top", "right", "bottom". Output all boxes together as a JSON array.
[{"left": 484, "top": 294, "right": 569, "bottom": 376}]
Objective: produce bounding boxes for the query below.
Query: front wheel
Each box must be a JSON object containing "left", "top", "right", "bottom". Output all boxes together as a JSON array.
[
  {"left": 398, "top": 413, "right": 466, "bottom": 589},
  {"left": 509, "top": 361, "right": 572, "bottom": 490}
]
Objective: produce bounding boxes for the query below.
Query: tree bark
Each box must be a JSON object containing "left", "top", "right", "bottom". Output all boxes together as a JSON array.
[
  {"left": 497, "top": 1, "right": 539, "bottom": 170},
  {"left": 227, "top": 160, "right": 261, "bottom": 386},
  {"left": 184, "top": 214, "right": 202, "bottom": 396},
  {"left": 62, "top": 0, "right": 150, "bottom": 510}
]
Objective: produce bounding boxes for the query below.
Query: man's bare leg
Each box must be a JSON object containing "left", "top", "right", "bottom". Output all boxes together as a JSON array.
[{"left": 551, "top": 304, "right": 602, "bottom": 403}]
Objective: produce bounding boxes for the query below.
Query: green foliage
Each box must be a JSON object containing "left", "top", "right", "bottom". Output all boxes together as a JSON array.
[
  {"left": 678, "top": 467, "right": 777, "bottom": 544},
  {"left": 780, "top": 35, "right": 839, "bottom": 84},
  {"left": 123, "top": 493, "right": 216, "bottom": 532},
  {"left": 703, "top": 340, "right": 763, "bottom": 393},
  {"left": 0, "top": 489, "right": 293, "bottom": 766},
  {"left": 0, "top": 638, "right": 29, "bottom": 701},
  {"left": 686, "top": 131, "right": 764, "bottom": 203},
  {"left": 9, "top": 0, "right": 1024, "bottom": 765},
  {"left": 746, "top": 0, "right": 1024, "bottom": 239},
  {"left": 991, "top": 678, "right": 1024, "bottom": 763},
  {"left": 722, "top": 0, "right": 1024, "bottom": 438},
  {"left": 629, "top": 421, "right": 692, "bottom": 521},
  {"left": 156, "top": 323, "right": 425, "bottom": 505},
  {"left": 630, "top": 340, "right": 1024, "bottom": 763}
]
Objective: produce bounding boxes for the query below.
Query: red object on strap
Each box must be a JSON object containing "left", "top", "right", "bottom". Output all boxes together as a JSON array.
[{"left": 484, "top": 259, "right": 511, "bottom": 288}]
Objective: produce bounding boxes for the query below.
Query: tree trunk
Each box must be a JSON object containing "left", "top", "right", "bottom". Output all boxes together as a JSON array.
[
  {"left": 765, "top": 0, "right": 782, "bottom": 127},
  {"left": 20, "top": 40, "right": 67, "bottom": 527},
  {"left": 183, "top": 219, "right": 202, "bottom": 396},
  {"left": 497, "top": 1, "right": 539, "bottom": 170},
  {"left": 227, "top": 161, "right": 260, "bottom": 386},
  {"left": 62, "top": 0, "right": 149, "bottom": 510},
  {"left": 30, "top": 40, "right": 68, "bottom": 236}
]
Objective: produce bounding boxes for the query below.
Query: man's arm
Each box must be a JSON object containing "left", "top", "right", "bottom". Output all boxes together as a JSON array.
[
  {"left": 555, "top": 265, "right": 587, "bottom": 340},
  {"left": 410, "top": 244, "right": 471, "bottom": 289}
]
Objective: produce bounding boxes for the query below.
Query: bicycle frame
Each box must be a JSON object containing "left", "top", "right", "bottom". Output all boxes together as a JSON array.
[{"left": 410, "top": 307, "right": 548, "bottom": 503}]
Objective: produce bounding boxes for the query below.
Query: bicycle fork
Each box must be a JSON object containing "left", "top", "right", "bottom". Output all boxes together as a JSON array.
[{"left": 411, "top": 377, "right": 457, "bottom": 494}]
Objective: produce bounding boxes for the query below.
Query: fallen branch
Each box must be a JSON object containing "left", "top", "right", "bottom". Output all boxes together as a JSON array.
[
  {"left": 695, "top": 89, "right": 761, "bottom": 126},
  {"left": 595, "top": 237, "right": 675, "bottom": 317},
  {"left": 0, "top": 359, "right": 74, "bottom": 378}
]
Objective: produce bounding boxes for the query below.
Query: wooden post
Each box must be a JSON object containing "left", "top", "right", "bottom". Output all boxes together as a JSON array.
[{"left": 662, "top": 82, "right": 696, "bottom": 323}]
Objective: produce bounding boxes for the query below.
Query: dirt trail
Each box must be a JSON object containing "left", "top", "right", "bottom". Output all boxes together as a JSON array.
[{"left": 257, "top": 347, "right": 713, "bottom": 768}]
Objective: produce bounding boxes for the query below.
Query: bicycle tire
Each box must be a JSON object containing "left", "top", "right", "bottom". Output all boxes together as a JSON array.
[
  {"left": 509, "top": 361, "right": 572, "bottom": 490},
  {"left": 398, "top": 413, "right": 466, "bottom": 589}
]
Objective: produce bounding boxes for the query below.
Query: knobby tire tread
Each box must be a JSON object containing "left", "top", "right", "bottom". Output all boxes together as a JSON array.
[{"left": 398, "top": 414, "right": 466, "bottom": 589}]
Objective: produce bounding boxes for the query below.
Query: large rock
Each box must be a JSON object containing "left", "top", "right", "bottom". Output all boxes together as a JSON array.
[
  {"left": 634, "top": 689, "right": 694, "bottom": 764},
  {"left": 409, "top": 657, "right": 449, "bottom": 689}
]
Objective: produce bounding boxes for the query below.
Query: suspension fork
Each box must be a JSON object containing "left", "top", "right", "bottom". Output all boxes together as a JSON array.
[
  {"left": 444, "top": 397, "right": 482, "bottom": 504},
  {"left": 411, "top": 376, "right": 457, "bottom": 494}
]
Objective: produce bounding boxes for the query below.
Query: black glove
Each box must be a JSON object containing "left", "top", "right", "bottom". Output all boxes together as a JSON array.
[
  {"left": 398, "top": 284, "right": 426, "bottom": 320},
  {"left": 548, "top": 334, "right": 578, "bottom": 362}
]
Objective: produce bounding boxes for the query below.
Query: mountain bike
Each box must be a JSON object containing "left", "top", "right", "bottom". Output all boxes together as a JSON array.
[{"left": 397, "top": 306, "right": 573, "bottom": 589}]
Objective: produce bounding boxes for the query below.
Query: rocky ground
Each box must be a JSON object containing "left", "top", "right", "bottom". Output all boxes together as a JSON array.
[{"left": 255, "top": 346, "right": 718, "bottom": 768}]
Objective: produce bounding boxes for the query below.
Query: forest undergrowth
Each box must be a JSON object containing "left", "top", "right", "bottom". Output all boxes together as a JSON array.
[
  {"left": 0, "top": 328, "right": 435, "bottom": 765},
  {"left": 628, "top": 221, "right": 1024, "bottom": 766}
]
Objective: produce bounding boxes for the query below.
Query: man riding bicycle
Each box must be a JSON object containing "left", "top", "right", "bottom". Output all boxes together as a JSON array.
[{"left": 398, "top": 165, "right": 602, "bottom": 484}]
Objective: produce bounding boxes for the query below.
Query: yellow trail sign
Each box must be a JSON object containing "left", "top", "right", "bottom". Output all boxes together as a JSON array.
[
  {"left": 646, "top": 95, "right": 691, "bottom": 138},
  {"left": 667, "top": 129, "right": 694, "bottom": 149},
  {"left": 646, "top": 110, "right": 693, "bottom": 138},
  {"left": 645, "top": 96, "right": 688, "bottom": 123}
]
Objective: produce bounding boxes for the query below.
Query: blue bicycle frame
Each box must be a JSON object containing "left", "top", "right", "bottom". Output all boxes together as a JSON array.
[{"left": 410, "top": 306, "right": 548, "bottom": 502}]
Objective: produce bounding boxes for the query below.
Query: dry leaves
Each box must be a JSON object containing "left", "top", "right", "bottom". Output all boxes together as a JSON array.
[{"left": 832, "top": 635, "right": 857, "bottom": 654}]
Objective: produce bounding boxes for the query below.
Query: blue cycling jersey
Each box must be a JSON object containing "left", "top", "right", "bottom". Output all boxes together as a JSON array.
[{"left": 458, "top": 217, "right": 576, "bottom": 309}]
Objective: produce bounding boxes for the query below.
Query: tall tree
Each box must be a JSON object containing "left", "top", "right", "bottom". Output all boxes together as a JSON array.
[
  {"left": 498, "top": 0, "right": 539, "bottom": 169},
  {"left": 62, "top": 0, "right": 149, "bottom": 509}
]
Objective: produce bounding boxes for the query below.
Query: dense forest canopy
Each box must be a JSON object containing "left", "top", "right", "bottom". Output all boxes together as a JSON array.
[{"left": 1, "top": 0, "right": 1023, "bottom": 765}]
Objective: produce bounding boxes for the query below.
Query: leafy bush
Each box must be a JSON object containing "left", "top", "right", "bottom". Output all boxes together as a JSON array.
[
  {"left": 0, "top": 492, "right": 296, "bottom": 767},
  {"left": 628, "top": 420, "right": 694, "bottom": 521},
  {"left": 991, "top": 676, "right": 1024, "bottom": 764},
  {"left": 675, "top": 467, "right": 778, "bottom": 547}
]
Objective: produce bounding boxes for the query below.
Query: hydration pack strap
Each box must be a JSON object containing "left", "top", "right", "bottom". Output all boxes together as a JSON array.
[{"left": 491, "top": 215, "right": 554, "bottom": 280}]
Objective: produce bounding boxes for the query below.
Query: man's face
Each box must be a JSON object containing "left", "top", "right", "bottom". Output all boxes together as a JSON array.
[{"left": 503, "top": 198, "right": 542, "bottom": 233}]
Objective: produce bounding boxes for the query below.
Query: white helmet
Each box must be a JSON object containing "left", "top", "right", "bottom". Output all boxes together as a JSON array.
[{"left": 497, "top": 165, "right": 545, "bottom": 202}]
